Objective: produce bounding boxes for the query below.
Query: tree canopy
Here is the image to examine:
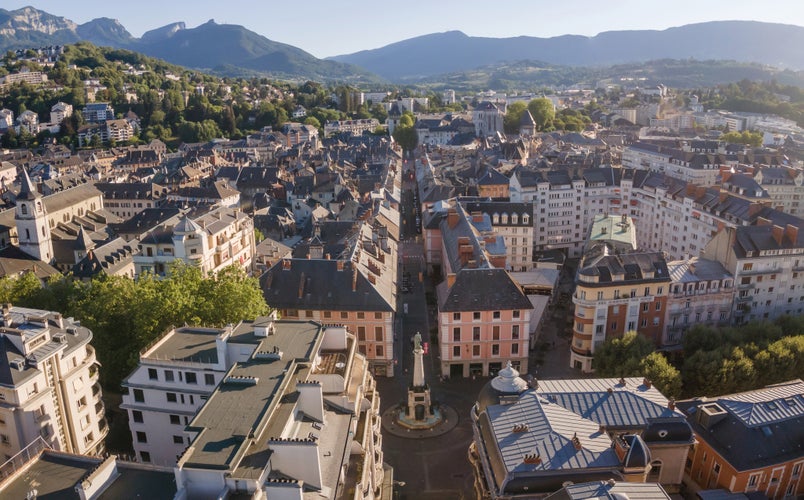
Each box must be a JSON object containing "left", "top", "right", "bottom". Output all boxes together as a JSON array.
[
  {"left": 0, "top": 264, "right": 269, "bottom": 390},
  {"left": 527, "top": 98, "right": 555, "bottom": 132},
  {"left": 392, "top": 111, "right": 418, "bottom": 153}
]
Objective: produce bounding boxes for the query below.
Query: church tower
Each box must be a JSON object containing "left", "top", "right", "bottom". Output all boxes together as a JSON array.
[{"left": 15, "top": 169, "right": 53, "bottom": 263}]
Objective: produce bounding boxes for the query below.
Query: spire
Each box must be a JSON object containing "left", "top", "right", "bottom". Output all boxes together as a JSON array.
[
  {"left": 18, "top": 168, "right": 39, "bottom": 201},
  {"left": 74, "top": 226, "right": 95, "bottom": 252}
]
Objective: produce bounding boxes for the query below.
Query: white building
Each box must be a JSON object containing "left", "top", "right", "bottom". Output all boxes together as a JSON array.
[
  {"left": 50, "top": 102, "right": 73, "bottom": 125},
  {"left": 0, "top": 109, "right": 14, "bottom": 130},
  {"left": 134, "top": 206, "right": 255, "bottom": 277},
  {"left": 121, "top": 325, "right": 232, "bottom": 466},
  {"left": 0, "top": 304, "right": 107, "bottom": 459},
  {"left": 15, "top": 110, "right": 39, "bottom": 135},
  {"left": 129, "top": 314, "right": 389, "bottom": 498}
]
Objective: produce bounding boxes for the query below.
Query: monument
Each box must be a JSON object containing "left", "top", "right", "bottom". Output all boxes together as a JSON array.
[{"left": 396, "top": 332, "right": 443, "bottom": 428}]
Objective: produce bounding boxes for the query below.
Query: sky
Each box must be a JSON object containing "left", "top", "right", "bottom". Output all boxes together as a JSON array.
[{"left": 5, "top": 0, "right": 804, "bottom": 58}]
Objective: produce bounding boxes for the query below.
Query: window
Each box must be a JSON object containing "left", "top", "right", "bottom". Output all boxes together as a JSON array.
[
  {"left": 640, "top": 319, "right": 647, "bottom": 328},
  {"left": 453, "top": 328, "right": 461, "bottom": 342},
  {"left": 644, "top": 287, "right": 650, "bottom": 297},
  {"left": 596, "top": 324, "right": 604, "bottom": 334},
  {"left": 453, "top": 346, "right": 460, "bottom": 357},
  {"left": 597, "top": 291, "right": 604, "bottom": 300},
  {"left": 205, "top": 373, "right": 215, "bottom": 386},
  {"left": 492, "top": 344, "right": 499, "bottom": 355},
  {"left": 164, "top": 370, "right": 174, "bottom": 382},
  {"left": 375, "top": 327, "right": 383, "bottom": 341},
  {"left": 340, "top": 311, "right": 348, "bottom": 319},
  {"left": 173, "top": 435, "right": 184, "bottom": 444},
  {"left": 610, "top": 322, "right": 617, "bottom": 330},
  {"left": 653, "top": 317, "right": 660, "bottom": 326},
  {"left": 513, "top": 310, "right": 520, "bottom": 319},
  {"left": 512, "top": 325, "right": 520, "bottom": 340},
  {"left": 748, "top": 473, "right": 760, "bottom": 487},
  {"left": 492, "top": 326, "right": 500, "bottom": 340},
  {"left": 170, "top": 414, "right": 180, "bottom": 425},
  {"left": 140, "top": 451, "right": 151, "bottom": 463},
  {"left": 132, "top": 410, "right": 143, "bottom": 423},
  {"left": 656, "top": 302, "right": 661, "bottom": 311},
  {"left": 473, "top": 327, "right": 481, "bottom": 341},
  {"left": 357, "top": 326, "right": 366, "bottom": 341},
  {"left": 376, "top": 345, "right": 384, "bottom": 357},
  {"left": 133, "top": 389, "right": 144, "bottom": 403},
  {"left": 148, "top": 368, "right": 158, "bottom": 380},
  {"left": 166, "top": 393, "right": 177, "bottom": 403},
  {"left": 323, "top": 311, "right": 331, "bottom": 319},
  {"left": 185, "top": 372, "right": 197, "bottom": 385},
  {"left": 473, "top": 312, "right": 481, "bottom": 321},
  {"left": 511, "top": 343, "right": 519, "bottom": 355},
  {"left": 793, "top": 463, "right": 802, "bottom": 477},
  {"left": 136, "top": 431, "right": 147, "bottom": 443},
  {"left": 642, "top": 303, "right": 649, "bottom": 312},
  {"left": 357, "top": 312, "right": 365, "bottom": 319},
  {"left": 375, "top": 312, "right": 382, "bottom": 319},
  {"left": 493, "top": 311, "right": 501, "bottom": 320},
  {"left": 453, "top": 312, "right": 461, "bottom": 321},
  {"left": 630, "top": 289, "right": 637, "bottom": 298},
  {"left": 472, "top": 345, "right": 480, "bottom": 357}
]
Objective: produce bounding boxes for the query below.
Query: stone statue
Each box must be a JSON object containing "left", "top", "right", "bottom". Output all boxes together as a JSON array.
[{"left": 413, "top": 331, "right": 422, "bottom": 350}]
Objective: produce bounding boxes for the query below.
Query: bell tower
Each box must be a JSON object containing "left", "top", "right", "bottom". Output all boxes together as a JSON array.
[{"left": 15, "top": 169, "right": 53, "bottom": 263}]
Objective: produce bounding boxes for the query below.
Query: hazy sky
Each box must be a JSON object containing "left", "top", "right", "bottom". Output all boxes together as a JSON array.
[{"left": 6, "top": 0, "right": 804, "bottom": 58}]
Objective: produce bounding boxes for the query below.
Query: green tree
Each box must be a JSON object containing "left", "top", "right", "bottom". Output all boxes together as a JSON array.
[
  {"left": 640, "top": 352, "right": 682, "bottom": 398},
  {"left": 303, "top": 116, "right": 321, "bottom": 129},
  {"left": 503, "top": 101, "right": 528, "bottom": 134},
  {"left": 593, "top": 331, "right": 655, "bottom": 377},
  {"left": 392, "top": 111, "right": 418, "bottom": 155},
  {"left": 528, "top": 98, "right": 555, "bottom": 131}
]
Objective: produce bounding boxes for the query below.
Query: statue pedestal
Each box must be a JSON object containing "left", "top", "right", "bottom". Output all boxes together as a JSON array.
[{"left": 405, "top": 385, "right": 434, "bottom": 420}]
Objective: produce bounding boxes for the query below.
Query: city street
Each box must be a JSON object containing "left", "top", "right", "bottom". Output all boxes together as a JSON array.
[{"left": 380, "top": 170, "right": 586, "bottom": 498}]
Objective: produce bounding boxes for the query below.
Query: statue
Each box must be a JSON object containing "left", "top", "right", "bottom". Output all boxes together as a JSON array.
[{"left": 413, "top": 331, "right": 422, "bottom": 350}]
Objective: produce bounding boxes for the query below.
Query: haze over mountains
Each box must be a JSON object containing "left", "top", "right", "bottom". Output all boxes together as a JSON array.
[{"left": 1, "top": 6, "right": 803, "bottom": 85}]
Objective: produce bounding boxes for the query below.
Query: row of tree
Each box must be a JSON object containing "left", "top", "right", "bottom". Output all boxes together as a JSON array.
[
  {"left": 593, "top": 316, "right": 804, "bottom": 398},
  {"left": 0, "top": 265, "right": 269, "bottom": 391}
]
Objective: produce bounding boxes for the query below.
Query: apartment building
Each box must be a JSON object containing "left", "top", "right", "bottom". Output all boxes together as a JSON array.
[
  {"left": 121, "top": 325, "right": 231, "bottom": 466},
  {"left": 753, "top": 166, "right": 804, "bottom": 217},
  {"left": 49, "top": 101, "right": 73, "bottom": 125},
  {"left": 664, "top": 257, "right": 734, "bottom": 347},
  {"left": 462, "top": 200, "right": 534, "bottom": 271},
  {"left": 434, "top": 203, "right": 532, "bottom": 378},
  {"left": 95, "top": 182, "right": 167, "bottom": 219},
  {"left": 134, "top": 206, "right": 255, "bottom": 277},
  {"left": 702, "top": 221, "right": 804, "bottom": 324},
  {"left": 323, "top": 118, "right": 380, "bottom": 137},
  {"left": 0, "top": 305, "right": 106, "bottom": 460},
  {"left": 165, "top": 316, "right": 387, "bottom": 498},
  {"left": 261, "top": 221, "right": 397, "bottom": 377},
  {"left": 571, "top": 215, "right": 670, "bottom": 372},
  {"left": 678, "top": 379, "right": 804, "bottom": 498}
]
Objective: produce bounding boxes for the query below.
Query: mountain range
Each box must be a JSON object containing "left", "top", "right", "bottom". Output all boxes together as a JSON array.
[
  {"left": 0, "top": 6, "right": 375, "bottom": 82},
  {"left": 330, "top": 21, "right": 804, "bottom": 81},
  {"left": 1, "top": 7, "right": 803, "bottom": 86}
]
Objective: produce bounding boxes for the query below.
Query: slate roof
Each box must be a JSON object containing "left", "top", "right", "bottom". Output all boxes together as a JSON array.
[
  {"left": 667, "top": 257, "right": 732, "bottom": 284},
  {"left": 677, "top": 379, "right": 804, "bottom": 471},
  {"left": 72, "top": 237, "right": 135, "bottom": 279},
  {"left": 578, "top": 250, "right": 670, "bottom": 285},
  {"left": 438, "top": 268, "right": 532, "bottom": 312},
  {"left": 545, "top": 480, "right": 671, "bottom": 500},
  {"left": 478, "top": 168, "right": 509, "bottom": 186},
  {"left": 537, "top": 377, "right": 686, "bottom": 431}
]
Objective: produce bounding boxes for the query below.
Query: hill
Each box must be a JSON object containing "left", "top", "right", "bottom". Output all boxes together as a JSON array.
[
  {"left": 330, "top": 21, "right": 804, "bottom": 80},
  {"left": 0, "top": 7, "right": 378, "bottom": 83}
]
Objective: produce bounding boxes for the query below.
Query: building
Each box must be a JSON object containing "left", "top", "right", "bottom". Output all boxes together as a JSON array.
[
  {"left": 571, "top": 215, "right": 670, "bottom": 372},
  {"left": 462, "top": 200, "right": 534, "bottom": 272},
  {"left": 0, "top": 305, "right": 107, "bottom": 459},
  {"left": 260, "top": 221, "right": 397, "bottom": 377},
  {"left": 49, "top": 101, "right": 73, "bottom": 125},
  {"left": 473, "top": 101, "right": 504, "bottom": 137},
  {"left": 134, "top": 206, "right": 255, "bottom": 277},
  {"left": 0, "top": 109, "right": 13, "bottom": 130},
  {"left": 433, "top": 203, "right": 533, "bottom": 378},
  {"left": 14, "top": 169, "right": 54, "bottom": 264},
  {"left": 154, "top": 315, "right": 388, "bottom": 498},
  {"left": 82, "top": 102, "right": 115, "bottom": 123},
  {"left": 0, "top": 69, "right": 47, "bottom": 87},
  {"left": 477, "top": 168, "right": 510, "bottom": 199},
  {"left": 677, "top": 379, "right": 804, "bottom": 498},
  {"left": 470, "top": 367, "right": 691, "bottom": 498},
  {"left": 121, "top": 324, "right": 234, "bottom": 466},
  {"left": 545, "top": 480, "right": 671, "bottom": 500},
  {"left": 15, "top": 110, "right": 39, "bottom": 135},
  {"left": 701, "top": 221, "right": 804, "bottom": 324},
  {"left": 324, "top": 119, "right": 380, "bottom": 137},
  {"left": 95, "top": 182, "right": 167, "bottom": 219},
  {"left": 0, "top": 444, "right": 176, "bottom": 498},
  {"left": 664, "top": 257, "right": 734, "bottom": 347}
]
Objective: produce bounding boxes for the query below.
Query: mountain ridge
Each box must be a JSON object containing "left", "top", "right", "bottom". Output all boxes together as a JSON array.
[{"left": 330, "top": 21, "right": 804, "bottom": 80}]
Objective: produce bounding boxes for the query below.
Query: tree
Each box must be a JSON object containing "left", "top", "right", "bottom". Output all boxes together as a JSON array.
[
  {"left": 640, "top": 352, "right": 682, "bottom": 398},
  {"left": 528, "top": 98, "right": 555, "bottom": 131},
  {"left": 593, "top": 331, "right": 655, "bottom": 377},
  {"left": 392, "top": 111, "right": 418, "bottom": 155},
  {"left": 303, "top": 116, "right": 321, "bottom": 129},
  {"left": 503, "top": 101, "right": 528, "bottom": 134}
]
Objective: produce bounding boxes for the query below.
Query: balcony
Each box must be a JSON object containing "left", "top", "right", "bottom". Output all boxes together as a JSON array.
[{"left": 95, "top": 401, "right": 104, "bottom": 418}]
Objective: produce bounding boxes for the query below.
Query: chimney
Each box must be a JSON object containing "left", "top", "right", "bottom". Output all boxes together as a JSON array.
[
  {"left": 785, "top": 224, "right": 799, "bottom": 244},
  {"left": 296, "top": 381, "right": 324, "bottom": 423},
  {"left": 748, "top": 203, "right": 764, "bottom": 219},
  {"left": 337, "top": 260, "right": 344, "bottom": 271},
  {"left": 523, "top": 453, "right": 542, "bottom": 465},
  {"left": 472, "top": 212, "right": 484, "bottom": 223},
  {"left": 718, "top": 191, "right": 728, "bottom": 204},
  {"left": 282, "top": 259, "right": 291, "bottom": 270},
  {"left": 642, "top": 378, "right": 652, "bottom": 389},
  {"left": 572, "top": 433, "right": 582, "bottom": 451},
  {"left": 668, "top": 397, "right": 676, "bottom": 411},
  {"left": 447, "top": 208, "right": 459, "bottom": 229},
  {"left": 686, "top": 184, "right": 696, "bottom": 197},
  {"left": 756, "top": 216, "right": 772, "bottom": 227},
  {"left": 352, "top": 268, "right": 358, "bottom": 292},
  {"left": 695, "top": 186, "right": 707, "bottom": 199},
  {"left": 772, "top": 225, "right": 784, "bottom": 246}
]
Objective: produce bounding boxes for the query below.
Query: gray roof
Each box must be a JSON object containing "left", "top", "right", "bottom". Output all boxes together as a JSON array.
[
  {"left": 667, "top": 257, "right": 732, "bottom": 284},
  {"left": 677, "top": 379, "right": 804, "bottom": 471},
  {"left": 537, "top": 377, "right": 686, "bottom": 431},
  {"left": 438, "top": 268, "right": 533, "bottom": 312},
  {"left": 545, "top": 480, "right": 671, "bottom": 500},
  {"left": 143, "top": 326, "right": 226, "bottom": 365}
]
